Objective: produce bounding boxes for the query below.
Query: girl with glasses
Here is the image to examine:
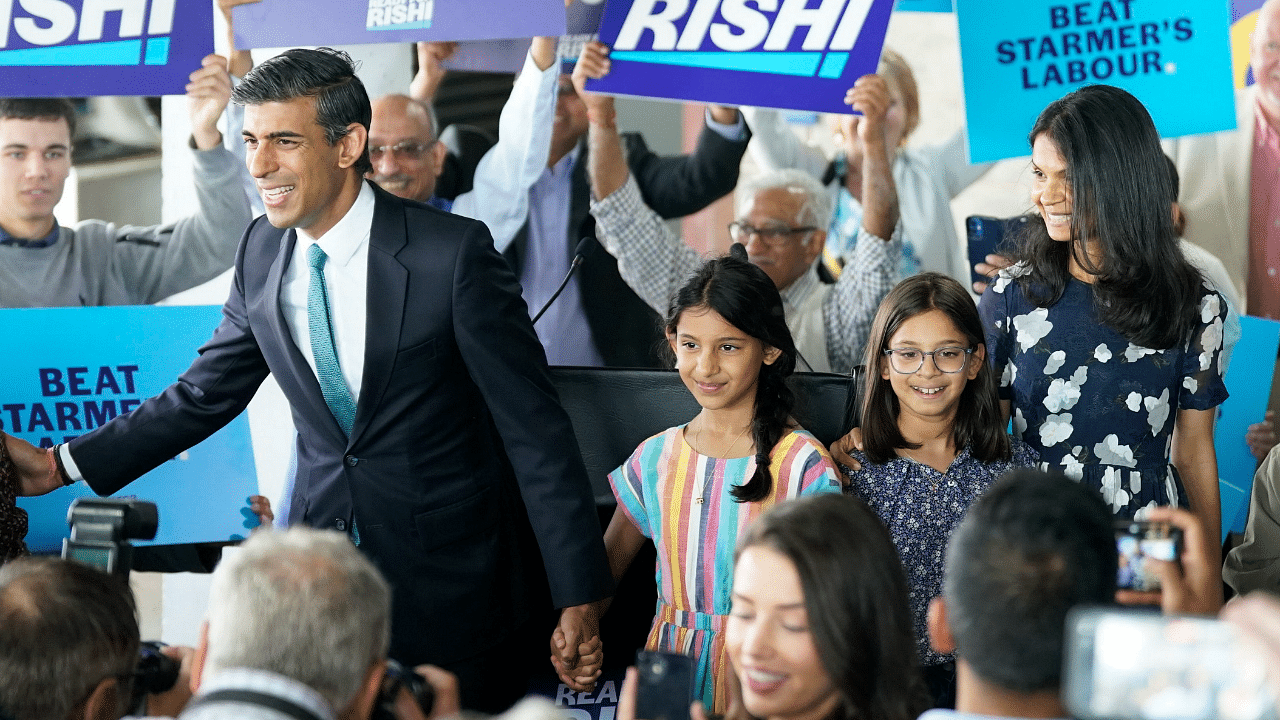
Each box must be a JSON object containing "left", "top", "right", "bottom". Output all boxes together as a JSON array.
[{"left": 842, "top": 271, "right": 1036, "bottom": 707}]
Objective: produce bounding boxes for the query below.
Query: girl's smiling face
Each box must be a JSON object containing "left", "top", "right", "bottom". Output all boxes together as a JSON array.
[
  {"left": 668, "top": 306, "right": 779, "bottom": 415},
  {"left": 880, "top": 308, "right": 983, "bottom": 425}
]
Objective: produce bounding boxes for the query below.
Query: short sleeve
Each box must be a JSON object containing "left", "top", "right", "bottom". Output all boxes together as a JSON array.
[
  {"left": 1178, "top": 289, "right": 1229, "bottom": 410},
  {"left": 608, "top": 438, "right": 656, "bottom": 538},
  {"left": 978, "top": 271, "right": 1017, "bottom": 400},
  {"left": 776, "top": 431, "right": 842, "bottom": 497}
]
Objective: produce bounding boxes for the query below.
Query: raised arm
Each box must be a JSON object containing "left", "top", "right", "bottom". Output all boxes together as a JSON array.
[
  {"left": 575, "top": 43, "right": 701, "bottom": 313},
  {"left": 739, "top": 106, "right": 831, "bottom": 178},
  {"left": 451, "top": 36, "right": 559, "bottom": 252}
]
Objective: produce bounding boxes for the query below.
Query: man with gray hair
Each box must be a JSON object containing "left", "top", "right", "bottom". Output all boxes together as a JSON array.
[
  {"left": 183, "top": 527, "right": 432, "bottom": 720},
  {"left": 573, "top": 43, "right": 899, "bottom": 373}
]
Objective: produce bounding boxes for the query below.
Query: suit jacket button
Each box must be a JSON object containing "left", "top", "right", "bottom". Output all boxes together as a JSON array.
[
  {"left": 335, "top": 519, "right": 347, "bottom": 531},
  {"left": 344, "top": 455, "right": 359, "bottom": 467}
]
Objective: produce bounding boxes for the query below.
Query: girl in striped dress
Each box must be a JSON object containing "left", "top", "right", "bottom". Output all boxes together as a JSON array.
[{"left": 602, "top": 245, "right": 842, "bottom": 713}]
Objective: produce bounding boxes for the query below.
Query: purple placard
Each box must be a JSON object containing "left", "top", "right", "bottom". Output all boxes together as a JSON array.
[
  {"left": 586, "top": 0, "right": 895, "bottom": 114},
  {"left": 560, "top": 0, "right": 608, "bottom": 65},
  {"left": 443, "top": 39, "right": 532, "bottom": 73},
  {"left": 233, "top": 0, "right": 567, "bottom": 49},
  {"left": 0, "top": 0, "right": 212, "bottom": 97}
]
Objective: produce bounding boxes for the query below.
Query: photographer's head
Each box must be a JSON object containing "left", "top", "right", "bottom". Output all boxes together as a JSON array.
[
  {"left": 0, "top": 557, "right": 139, "bottom": 720},
  {"left": 930, "top": 469, "right": 1115, "bottom": 713},
  {"left": 195, "top": 528, "right": 391, "bottom": 720}
]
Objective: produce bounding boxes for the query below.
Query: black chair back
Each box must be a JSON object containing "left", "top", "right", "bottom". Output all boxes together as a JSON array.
[{"left": 550, "top": 366, "right": 863, "bottom": 503}]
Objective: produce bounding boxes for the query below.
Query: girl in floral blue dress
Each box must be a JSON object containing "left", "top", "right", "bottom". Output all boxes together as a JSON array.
[
  {"left": 977, "top": 85, "right": 1228, "bottom": 565},
  {"left": 840, "top": 272, "right": 1036, "bottom": 706}
]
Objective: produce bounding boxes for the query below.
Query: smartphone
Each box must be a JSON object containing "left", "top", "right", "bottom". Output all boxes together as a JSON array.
[
  {"left": 1063, "top": 607, "right": 1275, "bottom": 720},
  {"left": 1116, "top": 520, "right": 1182, "bottom": 592},
  {"left": 634, "top": 651, "right": 694, "bottom": 720},
  {"left": 966, "top": 215, "right": 1027, "bottom": 287}
]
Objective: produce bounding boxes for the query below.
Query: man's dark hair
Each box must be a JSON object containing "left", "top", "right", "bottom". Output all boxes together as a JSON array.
[
  {"left": 0, "top": 98, "right": 77, "bottom": 139},
  {"left": 0, "top": 557, "right": 139, "bottom": 720},
  {"left": 943, "top": 469, "right": 1116, "bottom": 693},
  {"left": 232, "top": 47, "right": 372, "bottom": 174}
]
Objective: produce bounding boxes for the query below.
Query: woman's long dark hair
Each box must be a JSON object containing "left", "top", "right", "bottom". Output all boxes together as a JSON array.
[
  {"left": 1012, "top": 84, "right": 1203, "bottom": 349},
  {"left": 665, "top": 244, "right": 797, "bottom": 503},
  {"left": 732, "top": 495, "right": 929, "bottom": 720},
  {"left": 860, "top": 273, "right": 1009, "bottom": 463}
]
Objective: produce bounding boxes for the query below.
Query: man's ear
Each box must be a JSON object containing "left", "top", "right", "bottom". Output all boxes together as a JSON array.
[
  {"left": 927, "top": 596, "right": 956, "bottom": 654},
  {"left": 429, "top": 140, "right": 448, "bottom": 180},
  {"left": 339, "top": 658, "right": 387, "bottom": 720},
  {"left": 82, "top": 677, "right": 122, "bottom": 720},
  {"left": 337, "top": 123, "right": 369, "bottom": 170},
  {"left": 803, "top": 229, "right": 827, "bottom": 266}
]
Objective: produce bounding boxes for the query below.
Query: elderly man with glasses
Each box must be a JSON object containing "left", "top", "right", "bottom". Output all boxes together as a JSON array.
[
  {"left": 575, "top": 49, "right": 901, "bottom": 373},
  {"left": 365, "top": 36, "right": 560, "bottom": 252}
]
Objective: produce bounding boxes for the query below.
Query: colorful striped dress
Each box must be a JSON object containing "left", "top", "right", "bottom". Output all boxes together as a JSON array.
[{"left": 608, "top": 425, "right": 842, "bottom": 713}]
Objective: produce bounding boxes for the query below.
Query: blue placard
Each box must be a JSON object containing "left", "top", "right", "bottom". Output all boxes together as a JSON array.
[
  {"left": 896, "top": 0, "right": 952, "bottom": 11},
  {"left": 587, "top": 0, "right": 895, "bottom": 114},
  {"left": 955, "top": 0, "right": 1238, "bottom": 163},
  {"left": 0, "top": 0, "right": 212, "bottom": 97},
  {"left": 1216, "top": 315, "right": 1280, "bottom": 539},
  {"left": 7, "top": 306, "right": 260, "bottom": 553},
  {"left": 232, "top": 0, "right": 567, "bottom": 49}
]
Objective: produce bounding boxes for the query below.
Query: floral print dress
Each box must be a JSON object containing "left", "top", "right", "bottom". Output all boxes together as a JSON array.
[{"left": 978, "top": 270, "right": 1228, "bottom": 517}]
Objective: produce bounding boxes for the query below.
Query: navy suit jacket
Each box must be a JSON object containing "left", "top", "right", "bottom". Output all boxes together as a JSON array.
[{"left": 69, "top": 182, "right": 613, "bottom": 664}]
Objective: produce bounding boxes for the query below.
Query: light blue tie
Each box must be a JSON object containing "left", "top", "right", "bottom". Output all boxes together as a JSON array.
[
  {"left": 307, "top": 243, "right": 360, "bottom": 545},
  {"left": 307, "top": 243, "right": 356, "bottom": 436}
]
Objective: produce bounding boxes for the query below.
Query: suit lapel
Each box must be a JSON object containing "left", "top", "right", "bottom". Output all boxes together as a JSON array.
[{"left": 351, "top": 185, "right": 409, "bottom": 447}]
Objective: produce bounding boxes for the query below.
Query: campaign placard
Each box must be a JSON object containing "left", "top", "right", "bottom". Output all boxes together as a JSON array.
[
  {"left": 1216, "top": 315, "right": 1280, "bottom": 539},
  {"left": 587, "top": 0, "right": 896, "bottom": 114},
  {"left": 955, "top": 0, "right": 1237, "bottom": 163},
  {"left": 8, "top": 306, "right": 259, "bottom": 553},
  {"left": 1232, "top": 0, "right": 1264, "bottom": 87},
  {"left": 232, "top": 0, "right": 567, "bottom": 50},
  {"left": 0, "top": 0, "right": 212, "bottom": 97}
]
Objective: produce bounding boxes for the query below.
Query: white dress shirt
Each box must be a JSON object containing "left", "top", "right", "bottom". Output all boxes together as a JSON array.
[{"left": 281, "top": 182, "right": 376, "bottom": 405}]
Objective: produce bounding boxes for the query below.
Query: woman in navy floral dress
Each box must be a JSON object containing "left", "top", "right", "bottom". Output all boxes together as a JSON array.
[{"left": 977, "top": 85, "right": 1227, "bottom": 570}]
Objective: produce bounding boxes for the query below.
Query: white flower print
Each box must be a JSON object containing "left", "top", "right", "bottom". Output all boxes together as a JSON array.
[
  {"left": 1124, "top": 343, "right": 1158, "bottom": 362},
  {"left": 1129, "top": 469, "right": 1142, "bottom": 494},
  {"left": 1184, "top": 375, "right": 1199, "bottom": 394},
  {"left": 1094, "top": 344, "right": 1112, "bottom": 362},
  {"left": 1126, "top": 392, "right": 1142, "bottom": 412},
  {"left": 1060, "top": 450, "right": 1085, "bottom": 480},
  {"left": 1013, "top": 308, "right": 1053, "bottom": 352},
  {"left": 1044, "top": 378, "right": 1081, "bottom": 413},
  {"left": 1013, "top": 407, "right": 1028, "bottom": 436},
  {"left": 1199, "top": 321, "right": 1223, "bottom": 373},
  {"left": 1070, "top": 365, "right": 1087, "bottom": 386},
  {"left": 1144, "top": 388, "right": 1170, "bottom": 435},
  {"left": 1094, "top": 434, "right": 1137, "bottom": 467},
  {"left": 1039, "top": 413, "right": 1074, "bottom": 445},
  {"left": 1201, "top": 292, "right": 1221, "bottom": 323},
  {"left": 1001, "top": 361, "right": 1018, "bottom": 388},
  {"left": 992, "top": 274, "right": 1013, "bottom": 294},
  {"left": 1044, "top": 350, "right": 1066, "bottom": 375},
  {"left": 1100, "top": 467, "right": 1130, "bottom": 513}
]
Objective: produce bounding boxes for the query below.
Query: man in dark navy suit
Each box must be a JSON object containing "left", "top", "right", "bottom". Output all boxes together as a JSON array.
[{"left": 6, "top": 47, "right": 611, "bottom": 713}]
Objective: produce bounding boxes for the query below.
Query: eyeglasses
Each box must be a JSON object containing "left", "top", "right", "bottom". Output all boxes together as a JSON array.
[
  {"left": 883, "top": 346, "right": 973, "bottom": 374},
  {"left": 727, "top": 221, "right": 817, "bottom": 247},
  {"left": 369, "top": 141, "right": 434, "bottom": 162}
]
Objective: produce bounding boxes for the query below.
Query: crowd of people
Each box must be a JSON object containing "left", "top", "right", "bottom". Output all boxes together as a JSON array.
[{"left": 3, "top": 0, "right": 1280, "bottom": 719}]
